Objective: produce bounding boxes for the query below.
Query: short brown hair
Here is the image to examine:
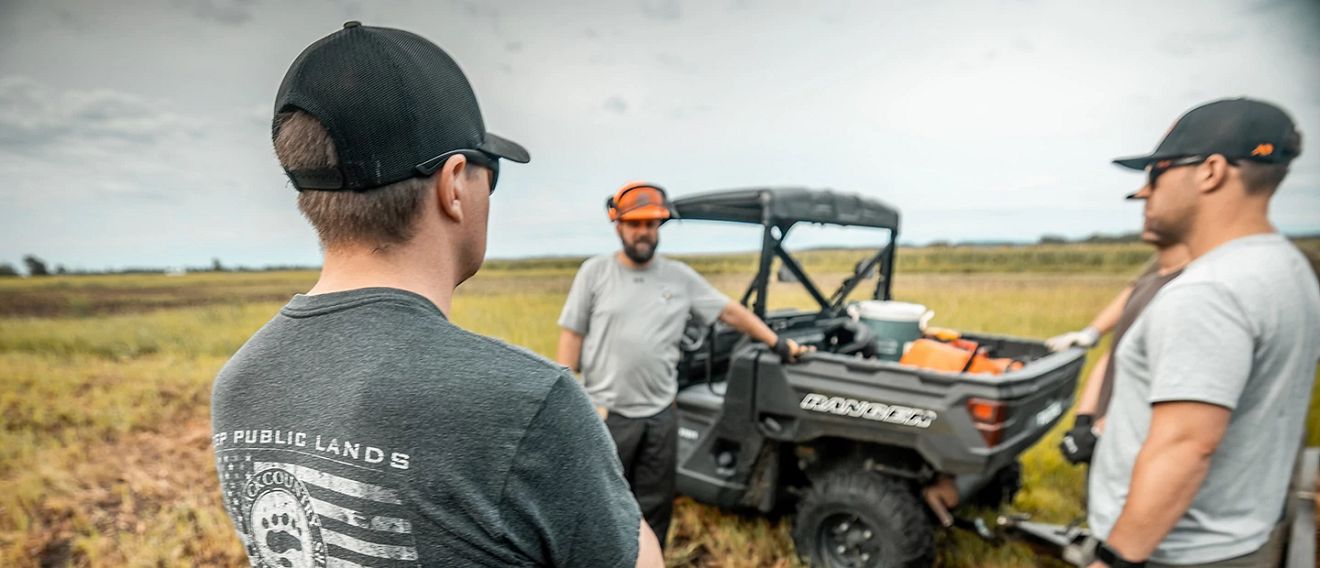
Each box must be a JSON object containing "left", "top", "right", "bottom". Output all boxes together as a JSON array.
[
  {"left": 1239, "top": 128, "right": 1300, "bottom": 195},
  {"left": 274, "top": 111, "right": 430, "bottom": 251},
  {"left": 1239, "top": 161, "right": 1289, "bottom": 195}
]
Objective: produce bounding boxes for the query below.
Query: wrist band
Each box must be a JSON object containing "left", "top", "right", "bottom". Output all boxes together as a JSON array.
[{"left": 1097, "top": 542, "right": 1145, "bottom": 568}]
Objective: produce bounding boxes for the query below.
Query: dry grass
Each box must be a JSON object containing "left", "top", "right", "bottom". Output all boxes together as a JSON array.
[{"left": 1, "top": 244, "right": 1316, "bottom": 567}]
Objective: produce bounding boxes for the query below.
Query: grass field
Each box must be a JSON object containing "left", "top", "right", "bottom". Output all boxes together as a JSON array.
[{"left": 2, "top": 241, "right": 1317, "bottom": 567}]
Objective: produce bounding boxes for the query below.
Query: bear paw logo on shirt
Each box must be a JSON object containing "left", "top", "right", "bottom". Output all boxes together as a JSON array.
[{"left": 243, "top": 467, "right": 326, "bottom": 568}]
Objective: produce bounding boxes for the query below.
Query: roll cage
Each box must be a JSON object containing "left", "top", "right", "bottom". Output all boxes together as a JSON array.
[{"left": 671, "top": 187, "right": 902, "bottom": 318}]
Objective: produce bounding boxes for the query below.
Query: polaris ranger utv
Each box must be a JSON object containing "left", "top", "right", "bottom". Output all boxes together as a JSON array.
[{"left": 669, "top": 187, "right": 1087, "bottom": 567}]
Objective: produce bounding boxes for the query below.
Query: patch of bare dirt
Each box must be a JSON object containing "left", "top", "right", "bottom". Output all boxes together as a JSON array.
[{"left": 8, "top": 421, "right": 245, "bottom": 567}]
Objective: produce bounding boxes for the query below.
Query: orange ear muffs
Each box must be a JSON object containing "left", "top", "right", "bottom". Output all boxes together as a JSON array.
[{"left": 606, "top": 181, "right": 672, "bottom": 222}]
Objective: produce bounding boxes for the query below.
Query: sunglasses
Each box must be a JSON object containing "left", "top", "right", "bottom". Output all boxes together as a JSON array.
[
  {"left": 1146, "top": 155, "right": 1207, "bottom": 188},
  {"left": 414, "top": 149, "right": 501, "bottom": 194},
  {"left": 1146, "top": 154, "right": 1241, "bottom": 188}
]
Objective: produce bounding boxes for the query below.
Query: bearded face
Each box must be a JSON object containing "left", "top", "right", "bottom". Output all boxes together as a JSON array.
[{"left": 616, "top": 219, "right": 662, "bottom": 265}]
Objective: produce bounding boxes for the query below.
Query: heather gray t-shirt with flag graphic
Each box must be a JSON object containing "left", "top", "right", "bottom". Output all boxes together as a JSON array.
[
  {"left": 211, "top": 287, "right": 640, "bottom": 568},
  {"left": 1088, "top": 234, "right": 1320, "bottom": 564},
  {"left": 559, "top": 254, "right": 731, "bottom": 419}
]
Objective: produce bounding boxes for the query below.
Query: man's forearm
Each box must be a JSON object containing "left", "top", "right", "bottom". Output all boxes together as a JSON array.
[
  {"left": 556, "top": 330, "right": 584, "bottom": 372},
  {"left": 557, "top": 329, "right": 607, "bottom": 417},
  {"left": 635, "top": 519, "right": 663, "bottom": 568},
  {"left": 1102, "top": 436, "right": 1215, "bottom": 560},
  {"left": 719, "top": 302, "right": 776, "bottom": 345},
  {"left": 1075, "top": 352, "right": 1109, "bottom": 416}
]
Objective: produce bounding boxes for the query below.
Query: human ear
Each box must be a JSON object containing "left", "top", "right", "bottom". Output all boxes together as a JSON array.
[
  {"left": 1198, "top": 155, "right": 1231, "bottom": 194},
  {"left": 436, "top": 154, "right": 468, "bottom": 223}
]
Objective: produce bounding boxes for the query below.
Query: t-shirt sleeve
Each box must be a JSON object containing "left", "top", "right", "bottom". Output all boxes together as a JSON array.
[
  {"left": 1144, "top": 283, "right": 1254, "bottom": 409},
  {"left": 679, "top": 263, "right": 731, "bottom": 326},
  {"left": 558, "top": 260, "right": 596, "bottom": 334},
  {"left": 498, "top": 373, "right": 641, "bottom": 567}
]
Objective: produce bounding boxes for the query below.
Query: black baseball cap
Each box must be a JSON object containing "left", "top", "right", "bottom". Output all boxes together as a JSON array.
[
  {"left": 274, "top": 21, "right": 529, "bottom": 192},
  {"left": 1113, "top": 97, "right": 1301, "bottom": 171}
]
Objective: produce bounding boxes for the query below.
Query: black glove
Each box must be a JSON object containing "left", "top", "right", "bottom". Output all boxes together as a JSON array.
[
  {"left": 1059, "top": 414, "right": 1098, "bottom": 464},
  {"left": 772, "top": 337, "right": 796, "bottom": 362}
]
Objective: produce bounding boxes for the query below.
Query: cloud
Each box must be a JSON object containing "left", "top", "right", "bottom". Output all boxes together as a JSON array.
[
  {"left": 664, "top": 103, "right": 712, "bottom": 120},
  {"left": 655, "top": 52, "right": 689, "bottom": 71},
  {"left": 639, "top": 0, "right": 681, "bottom": 21},
  {"left": 0, "top": 76, "right": 202, "bottom": 151},
  {"left": 603, "top": 95, "right": 629, "bottom": 114},
  {"left": 1156, "top": 29, "right": 1241, "bottom": 58},
  {"left": 455, "top": 0, "right": 502, "bottom": 31},
  {"left": 51, "top": 6, "right": 94, "bottom": 31},
  {"left": 246, "top": 103, "right": 271, "bottom": 130},
  {"left": 0, "top": 76, "right": 218, "bottom": 203},
  {"left": 177, "top": 0, "right": 259, "bottom": 26}
]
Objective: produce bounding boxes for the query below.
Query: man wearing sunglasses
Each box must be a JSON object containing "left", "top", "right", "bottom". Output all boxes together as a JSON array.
[
  {"left": 1084, "top": 98, "right": 1319, "bottom": 568},
  {"left": 212, "top": 23, "right": 662, "bottom": 568},
  {"left": 557, "top": 182, "right": 811, "bottom": 548}
]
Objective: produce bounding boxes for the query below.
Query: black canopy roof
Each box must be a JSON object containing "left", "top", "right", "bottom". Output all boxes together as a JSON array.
[{"left": 670, "top": 187, "right": 900, "bottom": 230}]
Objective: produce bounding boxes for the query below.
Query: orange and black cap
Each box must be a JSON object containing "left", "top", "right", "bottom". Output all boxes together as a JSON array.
[
  {"left": 606, "top": 182, "right": 674, "bottom": 222},
  {"left": 1113, "top": 97, "right": 1301, "bottom": 171}
]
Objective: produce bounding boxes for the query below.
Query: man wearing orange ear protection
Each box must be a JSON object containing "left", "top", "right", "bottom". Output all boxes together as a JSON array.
[{"left": 557, "top": 181, "right": 810, "bottom": 548}]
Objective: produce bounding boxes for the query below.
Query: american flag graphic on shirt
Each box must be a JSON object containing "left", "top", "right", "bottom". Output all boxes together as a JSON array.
[{"left": 218, "top": 450, "right": 419, "bottom": 568}]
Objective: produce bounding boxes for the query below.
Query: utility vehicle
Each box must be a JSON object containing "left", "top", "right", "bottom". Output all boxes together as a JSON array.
[{"left": 670, "top": 187, "right": 1087, "bottom": 567}]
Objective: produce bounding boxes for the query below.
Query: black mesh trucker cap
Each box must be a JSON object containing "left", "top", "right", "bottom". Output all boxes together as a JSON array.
[
  {"left": 1113, "top": 97, "right": 1301, "bottom": 170},
  {"left": 274, "top": 21, "right": 529, "bottom": 192}
]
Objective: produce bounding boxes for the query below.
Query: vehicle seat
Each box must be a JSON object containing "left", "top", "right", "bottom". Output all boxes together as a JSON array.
[{"left": 677, "top": 381, "right": 726, "bottom": 413}]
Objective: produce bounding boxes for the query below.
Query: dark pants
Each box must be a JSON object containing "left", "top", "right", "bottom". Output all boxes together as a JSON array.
[{"left": 605, "top": 405, "right": 677, "bottom": 548}]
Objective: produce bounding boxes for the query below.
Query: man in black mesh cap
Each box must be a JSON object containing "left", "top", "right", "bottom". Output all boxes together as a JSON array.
[
  {"left": 1085, "top": 98, "right": 1318, "bottom": 568},
  {"left": 211, "top": 22, "right": 662, "bottom": 567}
]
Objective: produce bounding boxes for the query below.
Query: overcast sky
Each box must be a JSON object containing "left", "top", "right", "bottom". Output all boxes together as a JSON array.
[{"left": 1, "top": 0, "right": 1318, "bottom": 270}]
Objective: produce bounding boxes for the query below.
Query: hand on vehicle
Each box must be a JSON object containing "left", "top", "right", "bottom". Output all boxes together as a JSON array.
[
  {"left": 1059, "top": 414, "right": 1099, "bottom": 464},
  {"left": 773, "top": 337, "right": 812, "bottom": 363},
  {"left": 1045, "top": 326, "right": 1101, "bottom": 352}
]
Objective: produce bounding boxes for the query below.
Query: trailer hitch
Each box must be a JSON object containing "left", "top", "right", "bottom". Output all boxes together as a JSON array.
[
  {"left": 994, "top": 514, "right": 1096, "bottom": 567},
  {"left": 921, "top": 484, "right": 1001, "bottom": 544},
  {"left": 924, "top": 480, "right": 1094, "bottom": 567}
]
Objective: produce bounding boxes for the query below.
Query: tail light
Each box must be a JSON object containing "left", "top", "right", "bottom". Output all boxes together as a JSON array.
[{"left": 967, "top": 398, "right": 1006, "bottom": 447}]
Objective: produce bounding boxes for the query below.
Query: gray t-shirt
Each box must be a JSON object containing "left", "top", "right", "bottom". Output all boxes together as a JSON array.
[
  {"left": 558, "top": 254, "right": 730, "bottom": 418},
  {"left": 1089, "top": 234, "right": 1320, "bottom": 564},
  {"left": 211, "top": 287, "right": 640, "bottom": 567}
]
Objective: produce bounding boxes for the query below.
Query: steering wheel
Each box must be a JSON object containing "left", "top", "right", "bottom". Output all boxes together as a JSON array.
[{"left": 821, "top": 318, "right": 877, "bottom": 358}]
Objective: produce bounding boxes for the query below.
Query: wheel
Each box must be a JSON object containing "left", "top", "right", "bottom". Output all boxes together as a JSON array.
[{"left": 793, "top": 469, "right": 934, "bottom": 567}]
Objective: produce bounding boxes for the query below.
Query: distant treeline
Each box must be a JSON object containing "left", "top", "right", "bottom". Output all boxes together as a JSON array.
[
  {"left": 0, "top": 256, "right": 318, "bottom": 278},
  {"left": 483, "top": 235, "right": 1320, "bottom": 276},
  {"left": 7, "top": 234, "right": 1318, "bottom": 278}
]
